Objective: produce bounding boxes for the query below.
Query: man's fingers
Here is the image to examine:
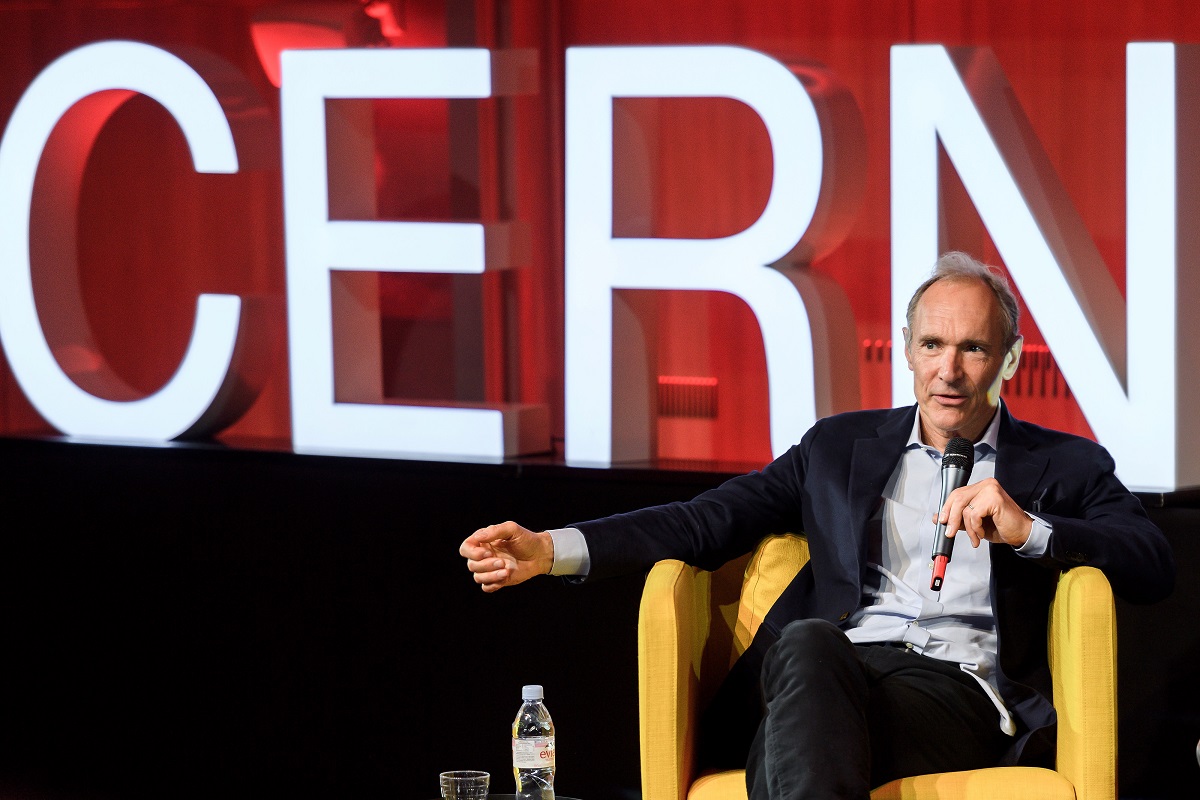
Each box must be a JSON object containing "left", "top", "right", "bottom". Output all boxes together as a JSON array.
[
  {"left": 472, "top": 520, "right": 524, "bottom": 542},
  {"left": 962, "top": 506, "right": 984, "bottom": 547},
  {"left": 935, "top": 479, "right": 1032, "bottom": 548},
  {"left": 475, "top": 570, "right": 508, "bottom": 592},
  {"left": 460, "top": 539, "right": 492, "bottom": 559},
  {"left": 938, "top": 493, "right": 989, "bottom": 548},
  {"left": 461, "top": 521, "right": 545, "bottom": 592},
  {"left": 461, "top": 521, "right": 522, "bottom": 560},
  {"left": 474, "top": 566, "right": 510, "bottom": 585},
  {"left": 466, "top": 557, "right": 506, "bottom": 574}
]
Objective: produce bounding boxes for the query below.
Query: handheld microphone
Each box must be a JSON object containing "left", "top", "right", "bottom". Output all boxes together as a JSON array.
[{"left": 930, "top": 437, "right": 975, "bottom": 592}]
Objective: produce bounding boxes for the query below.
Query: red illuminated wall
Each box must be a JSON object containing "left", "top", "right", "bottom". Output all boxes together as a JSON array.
[{"left": 1, "top": 0, "right": 1195, "bottom": 466}]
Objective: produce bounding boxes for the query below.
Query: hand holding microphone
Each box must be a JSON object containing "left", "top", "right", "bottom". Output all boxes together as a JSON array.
[
  {"left": 930, "top": 438, "right": 974, "bottom": 592},
  {"left": 929, "top": 441, "right": 1037, "bottom": 591}
]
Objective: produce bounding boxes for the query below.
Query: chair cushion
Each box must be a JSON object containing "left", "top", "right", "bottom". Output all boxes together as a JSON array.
[
  {"left": 685, "top": 766, "right": 1076, "bottom": 800},
  {"left": 870, "top": 766, "right": 1077, "bottom": 799},
  {"left": 688, "top": 769, "right": 747, "bottom": 799}
]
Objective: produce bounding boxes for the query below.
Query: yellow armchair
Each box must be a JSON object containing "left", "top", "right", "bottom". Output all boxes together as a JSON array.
[{"left": 637, "top": 534, "right": 1117, "bottom": 800}]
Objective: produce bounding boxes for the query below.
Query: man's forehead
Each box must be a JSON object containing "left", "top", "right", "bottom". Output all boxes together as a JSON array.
[
  {"left": 911, "top": 279, "right": 1005, "bottom": 336},
  {"left": 914, "top": 279, "right": 999, "bottom": 313}
]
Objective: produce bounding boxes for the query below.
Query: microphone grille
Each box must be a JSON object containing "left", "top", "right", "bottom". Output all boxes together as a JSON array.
[{"left": 942, "top": 436, "right": 975, "bottom": 475}]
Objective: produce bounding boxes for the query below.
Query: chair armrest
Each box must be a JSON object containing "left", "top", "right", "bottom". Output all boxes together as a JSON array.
[
  {"left": 1048, "top": 566, "right": 1116, "bottom": 800},
  {"left": 639, "top": 559, "right": 709, "bottom": 800}
]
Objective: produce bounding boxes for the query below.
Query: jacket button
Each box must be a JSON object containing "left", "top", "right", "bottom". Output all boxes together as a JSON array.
[{"left": 838, "top": 612, "right": 849, "bottom": 621}]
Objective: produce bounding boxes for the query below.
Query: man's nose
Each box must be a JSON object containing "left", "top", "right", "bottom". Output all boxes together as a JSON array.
[{"left": 937, "top": 350, "right": 963, "bottom": 381}]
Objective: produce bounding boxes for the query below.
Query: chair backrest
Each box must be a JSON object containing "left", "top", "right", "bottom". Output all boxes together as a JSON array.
[
  {"left": 1048, "top": 566, "right": 1117, "bottom": 800},
  {"left": 696, "top": 533, "right": 810, "bottom": 708}
]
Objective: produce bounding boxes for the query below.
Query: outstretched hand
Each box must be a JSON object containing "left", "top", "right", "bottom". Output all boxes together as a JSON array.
[
  {"left": 460, "top": 521, "right": 555, "bottom": 593},
  {"left": 936, "top": 477, "right": 1033, "bottom": 549}
]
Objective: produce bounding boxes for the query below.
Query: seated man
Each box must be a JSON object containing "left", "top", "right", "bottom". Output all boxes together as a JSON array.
[{"left": 459, "top": 251, "right": 1175, "bottom": 800}]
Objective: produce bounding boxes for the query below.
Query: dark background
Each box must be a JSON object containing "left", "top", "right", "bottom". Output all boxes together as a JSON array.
[{"left": 0, "top": 437, "right": 1194, "bottom": 799}]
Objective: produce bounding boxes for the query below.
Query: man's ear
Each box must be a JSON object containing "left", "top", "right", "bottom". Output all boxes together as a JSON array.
[
  {"left": 1000, "top": 336, "right": 1023, "bottom": 380},
  {"left": 902, "top": 327, "right": 914, "bottom": 371}
]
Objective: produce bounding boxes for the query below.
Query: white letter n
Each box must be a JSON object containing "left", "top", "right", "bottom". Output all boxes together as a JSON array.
[{"left": 891, "top": 43, "right": 1194, "bottom": 492}]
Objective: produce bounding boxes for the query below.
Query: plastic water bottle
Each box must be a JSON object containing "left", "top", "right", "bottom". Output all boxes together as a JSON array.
[{"left": 512, "top": 684, "right": 555, "bottom": 800}]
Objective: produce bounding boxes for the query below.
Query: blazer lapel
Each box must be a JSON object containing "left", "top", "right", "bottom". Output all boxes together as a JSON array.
[
  {"left": 995, "top": 404, "right": 1050, "bottom": 509},
  {"left": 846, "top": 407, "right": 916, "bottom": 559}
]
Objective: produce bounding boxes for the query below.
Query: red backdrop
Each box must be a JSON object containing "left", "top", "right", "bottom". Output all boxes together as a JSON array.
[{"left": 0, "top": 0, "right": 1195, "bottom": 466}]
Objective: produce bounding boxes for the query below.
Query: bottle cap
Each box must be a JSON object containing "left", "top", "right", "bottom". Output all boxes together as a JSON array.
[{"left": 521, "top": 684, "right": 544, "bottom": 700}]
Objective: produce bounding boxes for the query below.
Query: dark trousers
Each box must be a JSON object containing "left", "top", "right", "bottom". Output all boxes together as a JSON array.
[{"left": 746, "top": 619, "right": 1011, "bottom": 800}]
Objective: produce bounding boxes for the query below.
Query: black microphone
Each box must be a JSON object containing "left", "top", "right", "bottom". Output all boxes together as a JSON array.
[{"left": 930, "top": 437, "right": 975, "bottom": 592}]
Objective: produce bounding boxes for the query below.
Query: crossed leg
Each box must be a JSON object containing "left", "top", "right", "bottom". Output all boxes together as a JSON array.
[{"left": 746, "top": 619, "right": 1010, "bottom": 800}]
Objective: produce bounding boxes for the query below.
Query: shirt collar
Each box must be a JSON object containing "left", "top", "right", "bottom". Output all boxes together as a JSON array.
[{"left": 906, "top": 401, "right": 1003, "bottom": 457}]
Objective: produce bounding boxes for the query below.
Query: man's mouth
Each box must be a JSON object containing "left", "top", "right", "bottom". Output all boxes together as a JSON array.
[{"left": 933, "top": 393, "right": 967, "bottom": 406}]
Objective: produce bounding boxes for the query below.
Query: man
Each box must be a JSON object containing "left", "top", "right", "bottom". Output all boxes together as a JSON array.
[{"left": 460, "top": 252, "right": 1174, "bottom": 799}]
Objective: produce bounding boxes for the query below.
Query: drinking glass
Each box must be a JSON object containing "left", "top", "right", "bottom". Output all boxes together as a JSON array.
[{"left": 439, "top": 770, "right": 489, "bottom": 799}]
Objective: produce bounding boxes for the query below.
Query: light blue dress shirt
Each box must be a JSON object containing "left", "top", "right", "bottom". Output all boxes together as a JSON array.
[{"left": 843, "top": 406, "right": 1049, "bottom": 735}]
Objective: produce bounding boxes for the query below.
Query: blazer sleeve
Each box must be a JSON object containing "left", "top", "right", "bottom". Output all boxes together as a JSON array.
[
  {"left": 573, "top": 433, "right": 814, "bottom": 581},
  {"left": 1027, "top": 440, "right": 1174, "bottom": 604}
]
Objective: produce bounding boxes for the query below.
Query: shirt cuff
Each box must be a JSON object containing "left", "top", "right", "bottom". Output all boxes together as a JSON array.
[
  {"left": 547, "top": 527, "right": 591, "bottom": 576},
  {"left": 1015, "top": 514, "right": 1052, "bottom": 558}
]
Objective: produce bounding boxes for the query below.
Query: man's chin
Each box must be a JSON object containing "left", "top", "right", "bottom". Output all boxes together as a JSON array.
[{"left": 921, "top": 409, "right": 969, "bottom": 436}]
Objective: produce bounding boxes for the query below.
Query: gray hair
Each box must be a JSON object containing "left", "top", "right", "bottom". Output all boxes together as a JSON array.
[{"left": 904, "top": 251, "right": 1021, "bottom": 348}]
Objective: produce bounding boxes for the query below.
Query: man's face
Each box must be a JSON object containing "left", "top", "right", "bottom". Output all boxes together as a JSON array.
[{"left": 903, "top": 278, "right": 1016, "bottom": 450}]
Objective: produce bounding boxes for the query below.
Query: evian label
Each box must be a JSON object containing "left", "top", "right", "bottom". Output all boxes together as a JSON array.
[{"left": 512, "top": 736, "right": 555, "bottom": 768}]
